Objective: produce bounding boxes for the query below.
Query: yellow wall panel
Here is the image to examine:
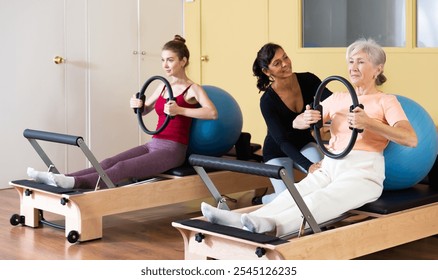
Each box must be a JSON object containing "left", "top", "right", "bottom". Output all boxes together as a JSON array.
[{"left": 185, "top": 0, "right": 437, "bottom": 145}]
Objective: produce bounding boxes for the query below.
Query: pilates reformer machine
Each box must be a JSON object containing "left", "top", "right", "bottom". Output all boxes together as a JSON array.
[
  {"left": 172, "top": 154, "right": 438, "bottom": 260},
  {"left": 9, "top": 129, "right": 270, "bottom": 243},
  {"left": 172, "top": 76, "right": 438, "bottom": 260},
  {"left": 9, "top": 76, "right": 271, "bottom": 243}
]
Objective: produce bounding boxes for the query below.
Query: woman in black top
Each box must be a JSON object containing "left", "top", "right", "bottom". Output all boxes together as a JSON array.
[{"left": 253, "top": 43, "right": 331, "bottom": 204}]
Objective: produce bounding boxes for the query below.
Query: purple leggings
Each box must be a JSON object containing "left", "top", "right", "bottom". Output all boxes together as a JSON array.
[{"left": 68, "top": 138, "right": 187, "bottom": 189}]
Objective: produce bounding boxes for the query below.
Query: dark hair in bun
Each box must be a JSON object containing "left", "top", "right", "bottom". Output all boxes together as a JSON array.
[{"left": 163, "top": 35, "right": 190, "bottom": 67}]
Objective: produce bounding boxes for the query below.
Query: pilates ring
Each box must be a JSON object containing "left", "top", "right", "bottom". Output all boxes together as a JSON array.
[
  {"left": 312, "top": 75, "right": 363, "bottom": 159},
  {"left": 135, "top": 75, "right": 174, "bottom": 135}
]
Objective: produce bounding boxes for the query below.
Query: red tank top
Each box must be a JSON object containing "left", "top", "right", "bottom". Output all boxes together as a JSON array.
[{"left": 152, "top": 85, "right": 198, "bottom": 145}]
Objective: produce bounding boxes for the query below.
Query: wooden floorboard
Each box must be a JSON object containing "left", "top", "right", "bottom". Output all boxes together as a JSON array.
[{"left": 1, "top": 187, "right": 437, "bottom": 260}]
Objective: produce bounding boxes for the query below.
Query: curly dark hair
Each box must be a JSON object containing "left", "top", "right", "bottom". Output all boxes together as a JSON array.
[{"left": 252, "top": 43, "right": 283, "bottom": 92}]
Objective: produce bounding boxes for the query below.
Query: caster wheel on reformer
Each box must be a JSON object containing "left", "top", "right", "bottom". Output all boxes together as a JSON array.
[
  {"left": 10, "top": 214, "right": 24, "bottom": 226},
  {"left": 67, "top": 230, "right": 80, "bottom": 244}
]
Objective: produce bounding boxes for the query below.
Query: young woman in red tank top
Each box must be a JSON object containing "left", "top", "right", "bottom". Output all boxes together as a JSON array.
[{"left": 27, "top": 35, "right": 217, "bottom": 189}]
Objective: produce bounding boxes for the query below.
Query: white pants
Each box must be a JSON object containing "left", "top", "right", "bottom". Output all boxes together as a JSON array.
[
  {"left": 252, "top": 150, "right": 385, "bottom": 236},
  {"left": 263, "top": 142, "right": 323, "bottom": 204}
]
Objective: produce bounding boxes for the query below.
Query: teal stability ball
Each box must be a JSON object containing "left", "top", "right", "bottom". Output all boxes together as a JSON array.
[
  {"left": 383, "top": 95, "right": 437, "bottom": 190},
  {"left": 188, "top": 85, "right": 243, "bottom": 157}
]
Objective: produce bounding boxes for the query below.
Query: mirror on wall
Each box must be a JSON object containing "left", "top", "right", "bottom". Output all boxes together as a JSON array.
[{"left": 302, "top": 0, "right": 406, "bottom": 47}]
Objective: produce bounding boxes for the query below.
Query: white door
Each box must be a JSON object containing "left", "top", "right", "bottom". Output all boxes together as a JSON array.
[{"left": 0, "top": 0, "right": 68, "bottom": 188}]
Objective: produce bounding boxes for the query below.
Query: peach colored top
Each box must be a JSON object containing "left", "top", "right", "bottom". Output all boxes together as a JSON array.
[{"left": 321, "top": 92, "right": 408, "bottom": 153}]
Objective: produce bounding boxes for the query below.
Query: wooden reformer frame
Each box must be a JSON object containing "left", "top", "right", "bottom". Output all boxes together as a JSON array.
[
  {"left": 172, "top": 154, "right": 438, "bottom": 260},
  {"left": 9, "top": 129, "right": 271, "bottom": 243}
]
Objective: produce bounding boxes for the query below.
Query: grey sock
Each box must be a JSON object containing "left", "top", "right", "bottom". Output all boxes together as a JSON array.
[
  {"left": 201, "top": 202, "right": 243, "bottom": 228},
  {"left": 27, "top": 167, "right": 56, "bottom": 187},
  {"left": 241, "top": 213, "right": 276, "bottom": 234},
  {"left": 51, "top": 173, "right": 75, "bottom": 189}
]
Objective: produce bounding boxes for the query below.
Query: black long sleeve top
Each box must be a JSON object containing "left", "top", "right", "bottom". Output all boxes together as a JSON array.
[{"left": 260, "top": 72, "right": 331, "bottom": 171}]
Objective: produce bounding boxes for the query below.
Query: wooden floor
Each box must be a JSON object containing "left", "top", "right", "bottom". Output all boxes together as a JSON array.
[{"left": 1, "top": 187, "right": 437, "bottom": 260}]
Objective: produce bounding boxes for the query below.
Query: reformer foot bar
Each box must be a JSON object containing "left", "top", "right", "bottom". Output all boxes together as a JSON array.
[
  {"left": 172, "top": 155, "right": 438, "bottom": 260},
  {"left": 9, "top": 129, "right": 271, "bottom": 243}
]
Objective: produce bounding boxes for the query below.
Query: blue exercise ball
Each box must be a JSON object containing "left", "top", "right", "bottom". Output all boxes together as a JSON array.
[
  {"left": 383, "top": 95, "right": 438, "bottom": 190},
  {"left": 188, "top": 85, "right": 243, "bottom": 157}
]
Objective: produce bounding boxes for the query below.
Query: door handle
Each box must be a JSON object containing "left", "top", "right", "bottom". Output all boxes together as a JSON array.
[{"left": 53, "top": 56, "right": 65, "bottom": 64}]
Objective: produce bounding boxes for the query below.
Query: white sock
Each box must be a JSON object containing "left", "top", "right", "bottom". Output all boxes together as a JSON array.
[
  {"left": 201, "top": 202, "right": 243, "bottom": 228},
  {"left": 241, "top": 213, "right": 275, "bottom": 234},
  {"left": 51, "top": 173, "right": 75, "bottom": 189},
  {"left": 27, "top": 167, "right": 56, "bottom": 187}
]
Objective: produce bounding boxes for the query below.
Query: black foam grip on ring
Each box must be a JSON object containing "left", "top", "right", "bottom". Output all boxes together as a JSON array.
[
  {"left": 23, "top": 129, "right": 82, "bottom": 146},
  {"left": 167, "top": 97, "right": 176, "bottom": 119},
  {"left": 188, "top": 154, "right": 282, "bottom": 179},
  {"left": 349, "top": 104, "right": 364, "bottom": 133},
  {"left": 133, "top": 92, "right": 145, "bottom": 114},
  {"left": 312, "top": 104, "right": 323, "bottom": 129}
]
